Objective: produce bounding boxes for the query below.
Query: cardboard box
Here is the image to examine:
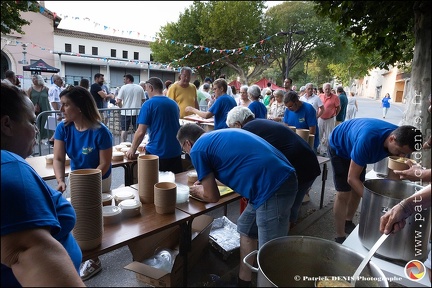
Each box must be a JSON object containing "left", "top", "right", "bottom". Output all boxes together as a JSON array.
[{"left": 124, "top": 214, "right": 213, "bottom": 287}]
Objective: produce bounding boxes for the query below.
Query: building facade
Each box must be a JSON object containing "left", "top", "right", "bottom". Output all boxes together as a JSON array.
[{"left": 1, "top": 4, "right": 177, "bottom": 91}]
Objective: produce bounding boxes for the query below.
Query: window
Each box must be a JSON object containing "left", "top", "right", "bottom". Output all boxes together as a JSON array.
[
  {"left": 122, "top": 50, "right": 128, "bottom": 59},
  {"left": 65, "top": 43, "right": 71, "bottom": 52},
  {"left": 92, "top": 47, "right": 98, "bottom": 56},
  {"left": 79, "top": 45, "right": 85, "bottom": 54},
  {"left": 111, "top": 49, "right": 116, "bottom": 57},
  {"left": 134, "top": 52, "right": 139, "bottom": 60}
]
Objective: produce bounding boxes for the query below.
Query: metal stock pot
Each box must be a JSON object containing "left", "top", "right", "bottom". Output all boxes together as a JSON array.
[
  {"left": 359, "top": 179, "right": 431, "bottom": 262},
  {"left": 243, "top": 236, "right": 388, "bottom": 287}
]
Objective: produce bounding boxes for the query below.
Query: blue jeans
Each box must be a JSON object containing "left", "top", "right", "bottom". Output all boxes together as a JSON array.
[
  {"left": 289, "top": 178, "right": 316, "bottom": 223},
  {"left": 237, "top": 173, "right": 297, "bottom": 249}
]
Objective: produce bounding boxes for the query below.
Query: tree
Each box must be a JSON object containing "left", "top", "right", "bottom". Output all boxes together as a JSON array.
[
  {"left": 265, "top": 1, "right": 374, "bottom": 86},
  {"left": 315, "top": 1, "right": 431, "bottom": 168},
  {"left": 1, "top": 1, "right": 38, "bottom": 35},
  {"left": 151, "top": 1, "right": 277, "bottom": 84}
]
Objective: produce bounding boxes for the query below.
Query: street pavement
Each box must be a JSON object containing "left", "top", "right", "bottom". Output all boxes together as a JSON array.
[{"left": 39, "top": 97, "right": 407, "bottom": 287}]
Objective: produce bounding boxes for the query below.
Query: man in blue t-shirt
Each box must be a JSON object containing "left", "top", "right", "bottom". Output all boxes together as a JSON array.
[
  {"left": 283, "top": 90, "right": 319, "bottom": 150},
  {"left": 328, "top": 118, "right": 422, "bottom": 244},
  {"left": 177, "top": 123, "right": 297, "bottom": 287},
  {"left": 125, "top": 77, "right": 183, "bottom": 173},
  {"left": 185, "top": 78, "right": 236, "bottom": 129}
]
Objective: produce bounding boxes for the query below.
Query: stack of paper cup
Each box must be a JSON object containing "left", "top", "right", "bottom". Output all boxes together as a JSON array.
[
  {"left": 138, "top": 155, "right": 159, "bottom": 204},
  {"left": 154, "top": 182, "right": 177, "bottom": 214},
  {"left": 70, "top": 169, "right": 103, "bottom": 251},
  {"left": 308, "top": 134, "right": 315, "bottom": 149},
  {"left": 296, "top": 129, "right": 310, "bottom": 142}
]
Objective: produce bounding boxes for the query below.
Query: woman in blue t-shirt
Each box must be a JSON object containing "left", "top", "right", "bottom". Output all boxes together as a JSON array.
[
  {"left": 247, "top": 85, "right": 268, "bottom": 119},
  {"left": 53, "top": 86, "right": 113, "bottom": 281},
  {"left": 381, "top": 93, "right": 391, "bottom": 118}
]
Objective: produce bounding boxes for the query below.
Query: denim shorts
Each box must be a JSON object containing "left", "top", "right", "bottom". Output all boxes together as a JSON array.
[
  {"left": 237, "top": 173, "right": 297, "bottom": 249},
  {"left": 290, "top": 178, "right": 316, "bottom": 223},
  {"left": 329, "top": 147, "right": 365, "bottom": 192}
]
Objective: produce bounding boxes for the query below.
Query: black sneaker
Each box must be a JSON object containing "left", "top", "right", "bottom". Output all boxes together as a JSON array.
[
  {"left": 335, "top": 236, "right": 346, "bottom": 244},
  {"left": 345, "top": 220, "right": 356, "bottom": 234}
]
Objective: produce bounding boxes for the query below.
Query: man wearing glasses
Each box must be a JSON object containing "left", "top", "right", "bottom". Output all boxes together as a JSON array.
[
  {"left": 177, "top": 123, "right": 297, "bottom": 287},
  {"left": 125, "top": 77, "right": 183, "bottom": 174}
]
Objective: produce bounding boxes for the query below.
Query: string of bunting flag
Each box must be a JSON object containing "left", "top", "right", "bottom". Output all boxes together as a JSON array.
[{"left": 7, "top": 6, "right": 286, "bottom": 73}]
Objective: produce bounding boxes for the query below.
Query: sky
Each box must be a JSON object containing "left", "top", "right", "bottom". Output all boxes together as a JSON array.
[{"left": 43, "top": 1, "right": 284, "bottom": 41}]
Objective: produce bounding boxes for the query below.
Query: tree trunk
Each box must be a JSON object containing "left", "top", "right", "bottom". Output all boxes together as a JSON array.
[{"left": 400, "top": 2, "right": 431, "bottom": 169}]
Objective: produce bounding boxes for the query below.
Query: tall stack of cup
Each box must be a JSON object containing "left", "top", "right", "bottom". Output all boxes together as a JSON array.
[
  {"left": 138, "top": 155, "right": 159, "bottom": 203},
  {"left": 70, "top": 169, "right": 103, "bottom": 251},
  {"left": 308, "top": 134, "right": 315, "bottom": 149},
  {"left": 296, "top": 129, "right": 310, "bottom": 143}
]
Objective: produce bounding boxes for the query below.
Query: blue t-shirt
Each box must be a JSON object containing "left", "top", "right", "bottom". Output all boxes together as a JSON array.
[
  {"left": 329, "top": 118, "right": 397, "bottom": 166},
  {"left": 336, "top": 92, "right": 348, "bottom": 122},
  {"left": 54, "top": 121, "right": 113, "bottom": 179},
  {"left": 137, "top": 96, "right": 182, "bottom": 159},
  {"left": 208, "top": 94, "right": 237, "bottom": 130},
  {"left": 382, "top": 97, "right": 391, "bottom": 108},
  {"left": 248, "top": 101, "right": 268, "bottom": 119},
  {"left": 283, "top": 101, "right": 319, "bottom": 149},
  {"left": 190, "top": 129, "right": 296, "bottom": 209},
  {"left": 1, "top": 151, "right": 82, "bottom": 286}
]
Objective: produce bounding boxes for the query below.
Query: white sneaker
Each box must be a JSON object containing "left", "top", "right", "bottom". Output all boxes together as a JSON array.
[{"left": 80, "top": 259, "right": 102, "bottom": 281}]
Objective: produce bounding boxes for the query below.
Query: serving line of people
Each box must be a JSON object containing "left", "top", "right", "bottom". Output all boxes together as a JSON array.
[{"left": 4, "top": 67, "right": 428, "bottom": 287}]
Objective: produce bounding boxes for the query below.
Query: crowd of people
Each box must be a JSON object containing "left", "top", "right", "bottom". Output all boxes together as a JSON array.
[{"left": 2, "top": 67, "right": 430, "bottom": 286}]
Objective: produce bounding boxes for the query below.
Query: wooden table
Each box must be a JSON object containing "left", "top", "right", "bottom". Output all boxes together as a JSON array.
[
  {"left": 81, "top": 186, "right": 191, "bottom": 262},
  {"left": 317, "top": 155, "right": 330, "bottom": 209},
  {"left": 130, "top": 171, "right": 242, "bottom": 217},
  {"left": 25, "top": 155, "right": 138, "bottom": 186},
  {"left": 130, "top": 171, "right": 242, "bottom": 286}
]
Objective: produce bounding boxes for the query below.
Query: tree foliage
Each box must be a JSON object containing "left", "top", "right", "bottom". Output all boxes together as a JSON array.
[
  {"left": 1, "top": 1, "right": 38, "bottom": 35},
  {"left": 151, "top": 1, "right": 278, "bottom": 84},
  {"left": 314, "top": 1, "right": 417, "bottom": 70}
]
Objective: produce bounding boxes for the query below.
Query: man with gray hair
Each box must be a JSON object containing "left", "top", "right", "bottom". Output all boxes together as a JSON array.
[
  {"left": 300, "top": 83, "right": 325, "bottom": 119},
  {"left": 167, "top": 67, "right": 199, "bottom": 118},
  {"left": 318, "top": 83, "right": 340, "bottom": 156},
  {"left": 226, "top": 106, "right": 320, "bottom": 229}
]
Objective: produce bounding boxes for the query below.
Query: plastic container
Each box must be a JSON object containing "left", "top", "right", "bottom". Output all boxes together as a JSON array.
[
  {"left": 114, "top": 190, "right": 135, "bottom": 206},
  {"left": 102, "top": 193, "right": 113, "bottom": 206},
  {"left": 176, "top": 183, "right": 189, "bottom": 204},
  {"left": 118, "top": 199, "right": 142, "bottom": 218},
  {"left": 102, "top": 205, "right": 122, "bottom": 225}
]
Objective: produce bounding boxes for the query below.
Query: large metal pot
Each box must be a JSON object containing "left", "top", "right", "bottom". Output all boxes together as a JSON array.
[
  {"left": 243, "top": 236, "right": 388, "bottom": 287},
  {"left": 373, "top": 158, "right": 389, "bottom": 177},
  {"left": 359, "top": 179, "right": 431, "bottom": 262}
]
